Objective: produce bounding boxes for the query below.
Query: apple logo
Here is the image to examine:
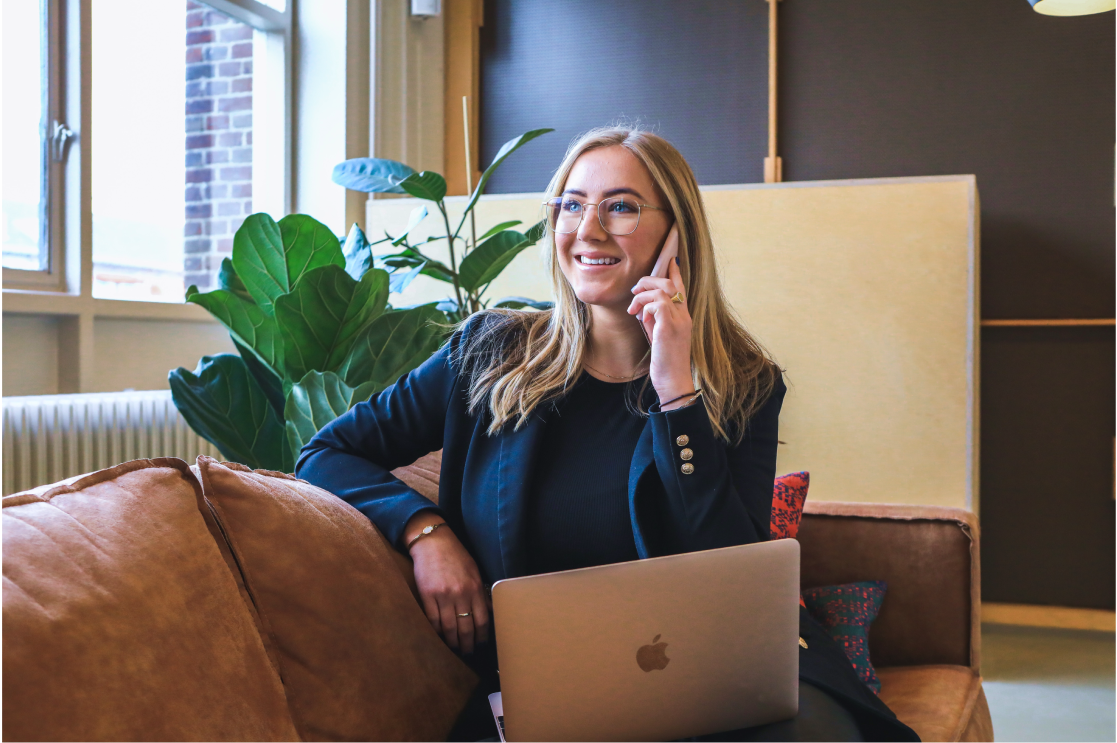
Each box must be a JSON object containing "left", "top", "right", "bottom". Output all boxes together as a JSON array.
[{"left": 636, "top": 634, "right": 670, "bottom": 672}]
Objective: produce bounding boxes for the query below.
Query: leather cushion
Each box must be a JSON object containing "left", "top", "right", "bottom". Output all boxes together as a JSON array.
[
  {"left": 2, "top": 458, "right": 299, "bottom": 742},
  {"left": 877, "top": 665, "right": 987, "bottom": 742},
  {"left": 194, "top": 456, "right": 477, "bottom": 742}
]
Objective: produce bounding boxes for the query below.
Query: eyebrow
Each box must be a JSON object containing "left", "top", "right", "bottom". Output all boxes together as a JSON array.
[{"left": 561, "top": 187, "right": 647, "bottom": 200}]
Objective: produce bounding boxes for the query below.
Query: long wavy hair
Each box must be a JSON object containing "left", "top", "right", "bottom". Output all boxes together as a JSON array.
[{"left": 450, "top": 126, "right": 779, "bottom": 445}]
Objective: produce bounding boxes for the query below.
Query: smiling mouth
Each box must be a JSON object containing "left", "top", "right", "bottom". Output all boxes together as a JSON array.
[{"left": 576, "top": 255, "right": 621, "bottom": 266}]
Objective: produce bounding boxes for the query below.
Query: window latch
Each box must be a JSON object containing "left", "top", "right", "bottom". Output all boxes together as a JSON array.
[{"left": 50, "top": 120, "right": 74, "bottom": 162}]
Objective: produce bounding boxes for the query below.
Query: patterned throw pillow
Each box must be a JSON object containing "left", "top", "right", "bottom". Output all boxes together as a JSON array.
[
  {"left": 770, "top": 471, "right": 810, "bottom": 540},
  {"left": 802, "top": 581, "right": 888, "bottom": 695}
]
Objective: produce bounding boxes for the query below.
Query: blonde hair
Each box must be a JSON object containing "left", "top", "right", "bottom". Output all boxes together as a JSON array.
[{"left": 451, "top": 126, "right": 779, "bottom": 445}]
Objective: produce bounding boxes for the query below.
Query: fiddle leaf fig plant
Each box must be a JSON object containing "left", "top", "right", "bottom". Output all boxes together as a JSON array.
[{"left": 171, "top": 128, "right": 555, "bottom": 471}]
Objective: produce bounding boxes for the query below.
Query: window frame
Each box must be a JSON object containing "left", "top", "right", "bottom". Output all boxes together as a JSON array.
[{"left": 2, "top": 0, "right": 294, "bottom": 301}]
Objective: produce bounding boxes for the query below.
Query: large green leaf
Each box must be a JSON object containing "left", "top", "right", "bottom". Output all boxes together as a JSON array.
[
  {"left": 399, "top": 171, "right": 448, "bottom": 202},
  {"left": 462, "top": 129, "right": 553, "bottom": 216},
  {"left": 332, "top": 158, "right": 415, "bottom": 194},
  {"left": 284, "top": 371, "right": 379, "bottom": 463},
  {"left": 342, "top": 223, "right": 372, "bottom": 280},
  {"left": 186, "top": 285, "right": 284, "bottom": 375},
  {"left": 338, "top": 304, "right": 447, "bottom": 389},
  {"left": 274, "top": 264, "right": 391, "bottom": 382},
  {"left": 478, "top": 220, "right": 522, "bottom": 241},
  {"left": 232, "top": 213, "right": 345, "bottom": 315},
  {"left": 169, "top": 354, "right": 291, "bottom": 471},
  {"left": 217, "top": 257, "right": 253, "bottom": 301},
  {"left": 458, "top": 220, "right": 545, "bottom": 292},
  {"left": 232, "top": 337, "right": 285, "bottom": 417}
]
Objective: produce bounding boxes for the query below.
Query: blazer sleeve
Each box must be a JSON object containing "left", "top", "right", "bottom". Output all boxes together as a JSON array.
[
  {"left": 294, "top": 334, "right": 460, "bottom": 549},
  {"left": 647, "top": 371, "right": 787, "bottom": 552}
]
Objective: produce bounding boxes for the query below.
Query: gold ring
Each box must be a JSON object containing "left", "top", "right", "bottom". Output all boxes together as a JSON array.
[
  {"left": 457, "top": 612, "right": 472, "bottom": 618},
  {"left": 670, "top": 292, "right": 684, "bottom": 304}
]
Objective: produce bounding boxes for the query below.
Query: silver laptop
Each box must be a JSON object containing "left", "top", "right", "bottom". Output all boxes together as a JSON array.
[{"left": 489, "top": 539, "right": 801, "bottom": 742}]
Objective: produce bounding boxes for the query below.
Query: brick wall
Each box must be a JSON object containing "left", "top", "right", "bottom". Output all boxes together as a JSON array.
[{"left": 184, "top": 1, "right": 253, "bottom": 291}]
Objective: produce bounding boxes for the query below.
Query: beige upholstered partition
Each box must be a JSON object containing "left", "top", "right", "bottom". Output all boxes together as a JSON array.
[{"left": 367, "top": 175, "right": 979, "bottom": 509}]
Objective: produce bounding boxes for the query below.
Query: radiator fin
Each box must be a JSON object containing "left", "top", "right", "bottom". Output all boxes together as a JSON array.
[{"left": 2, "top": 391, "right": 222, "bottom": 496}]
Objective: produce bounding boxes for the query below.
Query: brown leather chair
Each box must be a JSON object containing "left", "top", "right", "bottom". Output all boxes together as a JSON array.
[{"left": 799, "top": 501, "right": 993, "bottom": 742}]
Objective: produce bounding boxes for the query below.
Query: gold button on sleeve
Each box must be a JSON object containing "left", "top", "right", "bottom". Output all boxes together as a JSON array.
[
  {"left": 676, "top": 434, "right": 689, "bottom": 447},
  {"left": 680, "top": 463, "right": 695, "bottom": 475},
  {"left": 679, "top": 448, "right": 693, "bottom": 461}
]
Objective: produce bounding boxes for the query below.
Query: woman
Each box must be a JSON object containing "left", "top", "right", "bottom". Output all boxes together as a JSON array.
[{"left": 297, "top": 128, "right": 918, "bottom": 742}]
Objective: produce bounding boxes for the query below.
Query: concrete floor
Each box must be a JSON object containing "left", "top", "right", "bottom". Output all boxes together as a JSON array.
[{"left": 981, "top": 624, "right": 1115, "bottom": 742}]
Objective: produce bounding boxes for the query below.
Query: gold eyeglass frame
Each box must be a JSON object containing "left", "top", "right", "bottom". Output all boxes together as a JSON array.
[{"left": 541, "top": 197, "right": 668, "bottom": 236}]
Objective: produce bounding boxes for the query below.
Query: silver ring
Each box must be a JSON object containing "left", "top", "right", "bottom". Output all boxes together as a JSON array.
[{"left": 457, "top": 612, "right": 472, "bottom": 618}]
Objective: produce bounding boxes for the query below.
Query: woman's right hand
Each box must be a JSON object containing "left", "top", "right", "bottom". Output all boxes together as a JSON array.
[{"left": 404, "top": 513, "right": 491, "bottom": 655}]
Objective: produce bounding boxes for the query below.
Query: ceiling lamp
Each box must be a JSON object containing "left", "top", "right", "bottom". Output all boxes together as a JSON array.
[{"left": 1028, "top": 0, "right": 1115, "bottom": 15}]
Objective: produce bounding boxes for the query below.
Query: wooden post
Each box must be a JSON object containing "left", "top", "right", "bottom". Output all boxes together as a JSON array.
[
  {"left": 763, "top": 0, "right": 783, "bottom": 183},
  {"left": 444, "top": 0, "right": 483, "bottom": 196}
]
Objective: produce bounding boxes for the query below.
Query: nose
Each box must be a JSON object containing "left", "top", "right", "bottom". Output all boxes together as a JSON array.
[{"left": 575, "top": 203, "right": 608, "bottom": 243}]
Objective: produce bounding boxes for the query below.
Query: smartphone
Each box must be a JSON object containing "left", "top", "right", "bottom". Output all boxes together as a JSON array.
[{"left": 639, "top": 224, "right": 680, "bottom": 328}]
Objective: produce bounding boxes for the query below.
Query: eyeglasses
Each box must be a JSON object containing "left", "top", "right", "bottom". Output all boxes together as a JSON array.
[{"left": 542, "top": 196, "right": 668, "bottom": 236}]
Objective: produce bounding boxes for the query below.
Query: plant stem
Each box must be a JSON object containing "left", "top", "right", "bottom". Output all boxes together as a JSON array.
[{"left": 437, "top": 201, "right": 466, "bottom": 313}]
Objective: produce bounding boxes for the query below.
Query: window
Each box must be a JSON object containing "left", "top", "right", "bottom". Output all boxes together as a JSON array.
[
  {"left": 91, "top": 0, "right": 287, "bottom": 302},
  {"left": 2, "top": 0, "right": 54, "bottom": 274}
]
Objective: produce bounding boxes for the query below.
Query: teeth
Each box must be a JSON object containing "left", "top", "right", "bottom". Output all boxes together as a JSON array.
[{"left": 578, "top": 256, "right": 620, "bottom": 265}]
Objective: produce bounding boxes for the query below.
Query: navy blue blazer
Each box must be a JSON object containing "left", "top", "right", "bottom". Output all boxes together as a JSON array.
[
  {"left": 296, "top": 313, "right": 917, "bottom": 742},
  {"left": 297, "top": 313, "right": 783, "bottom": 581}
]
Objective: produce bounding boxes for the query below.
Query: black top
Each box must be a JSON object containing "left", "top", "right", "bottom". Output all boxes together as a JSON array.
[{"left": 524, "top": 372, "right": 649, "bottom": 574}]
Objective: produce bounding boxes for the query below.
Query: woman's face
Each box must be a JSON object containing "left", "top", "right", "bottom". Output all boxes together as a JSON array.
[{"left": 554, "top": 146, "right": 673, "bottom": 311}]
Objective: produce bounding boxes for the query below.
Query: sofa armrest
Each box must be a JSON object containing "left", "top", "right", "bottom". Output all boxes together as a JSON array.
[{"left": 798, "top": 501, "right": 980, "bottom": 673}]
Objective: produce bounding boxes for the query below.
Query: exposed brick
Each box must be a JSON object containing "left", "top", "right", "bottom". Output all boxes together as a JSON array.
[
  {"left": 185, "top": 221, "right": 204, "bottom": 237},
  {"left": 217, "top": 132, "right": 243, "bottom": 148},
  {"left": 208, "top": 183, "right": 229, "bottom": 199},
  {"left": 228, "top": 216, "right": 246, "bottom": 234},
  {"left": 231, "top": 147, "right": 252, "bottom": 163},
  {"left": 218, "top": 61, "right": 241, "bottom": 77},
  {"left": 186, "top": 30, "right": 214, "bottom": 46},
  {"left": 206, "top": 149, "right": 230, "bottom": 164},
  {"left": 186, "top": 204, "right": 213, "bottom": 219},
  {"left": 185, "top": 115, "right": 205, "bottom": 133},
  {"left": 185, "top": 99, "right": 213, "bottom": 115},
  {"left": 185, "top": 273, "right": 211, "bottom": 289},
  {"left": 205, "top": 114, "right": 229, "bottom": 131},
  {"left": 217, "top": 201, "right": 242, "bottom": 217},
  {"left": 204, "top": 10, "right": 231, "bottom": 26},
  {"left": 220, "top": 166, "right": 252, "bottom": 182},
  {"left": 187, "top": 0, "right": 203, "bottom": 9},
  {"left": 186, "top": 134, "right": 214, "bottom": 150},
  {"left": 242, "top": 61, "right": 253, "bottom": 74},
  {"left": 230, "top": 183, "right": 252, "bottom": 199},
  {"left": 186, "top": 81, "right": 204, "bottom": 98},
  {"left": 246, "top": 131, "right": 252, "bottom": 146},
  {"left": 185, "top": 186, "right": 203, "bottom": 202},
  {"left": 205, "top": 80, "right": 229, "bottom": 96},
  {"left": 232, "top": 113, "right": 252, "bottom": 128},
  {"left": 219, "top": 25, "right": 253, "bottom": 43},
  {"left": 218, "top": 95, "right": 252, "bottom": 113},
  {"left": 231, "top": 42, "right": 252, "bottom": 59},
  {"left": 185, "top": 62, "right": 213, "bottom": 80},
  {"left": 185, "top": 238, "right": 212, "bottom": 254},
  {"left": 186, "top": 168, "right": 213, "bottom": 184},
  {"left": 231, "top": 77, "right": 252, "bottom": 93},
  {"left": 244, "top": 202, "right": 254, "bottom": 214},
  {"left": 187, "top": 11, "right": 204, "bottom": 29},
  {"left": 185, "top": 151, "right": 203, "bottom": 168},
  {"left": 209, "top": 220, "right": 228, "bottom": 235},
  {"left": 218, "top": 238, "right": 234, "bottom": 253},
  {"left": 185, "top": 257, "right": 204, "bottom": 272},
  {"left": 186, "top": 46, "right": 202, "bottom": 63},
  {"left": 204, "top": 45, "right": 228, "bottom": 62}
]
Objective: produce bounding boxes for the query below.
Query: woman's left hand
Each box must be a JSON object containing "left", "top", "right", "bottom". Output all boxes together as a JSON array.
[{"left": 628, "top": 257, "right": 694, "bottom": 403}]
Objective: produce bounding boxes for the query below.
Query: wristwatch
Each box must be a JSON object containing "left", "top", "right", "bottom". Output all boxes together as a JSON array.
[{"left": 406, "top": 521, "right": 446, "bottom": 550}]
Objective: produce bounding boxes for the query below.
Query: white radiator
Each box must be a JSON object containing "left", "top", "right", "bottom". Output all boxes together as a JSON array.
[{"left": 2, "top": 391, "right": 221, "bottom": 496}]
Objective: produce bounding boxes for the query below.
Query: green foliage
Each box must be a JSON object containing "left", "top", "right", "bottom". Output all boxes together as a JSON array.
[{"left": 172, "top": 129, "right": 555, "bottom": 472}]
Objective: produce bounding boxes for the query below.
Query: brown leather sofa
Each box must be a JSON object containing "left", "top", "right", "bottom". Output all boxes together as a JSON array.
[{"left": 3, "top": 453, "right": 992, "bottom": 742}]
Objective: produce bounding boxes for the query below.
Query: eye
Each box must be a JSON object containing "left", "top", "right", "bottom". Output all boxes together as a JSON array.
[
  {"left": 606, "top": 199, "right": 638, "bottom": 214},
  {"left": 561, "top": 199, "right": 583, "bottom": 213}
]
